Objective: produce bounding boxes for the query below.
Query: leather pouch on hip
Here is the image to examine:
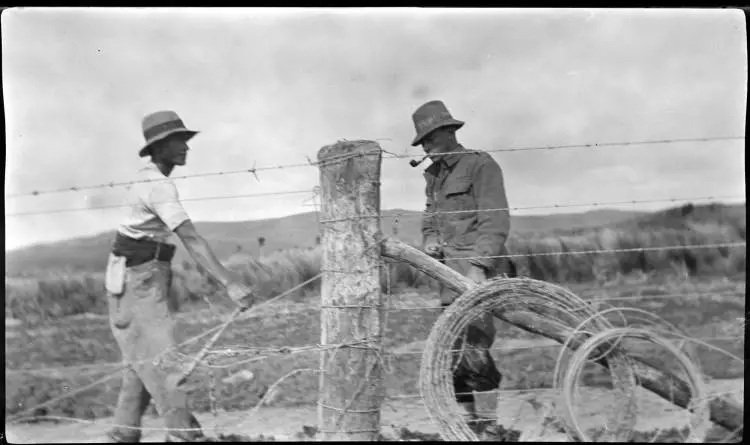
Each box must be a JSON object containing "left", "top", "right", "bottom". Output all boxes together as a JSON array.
[{"left": 105, "top": 254, "right": 127, "bottom": 296}]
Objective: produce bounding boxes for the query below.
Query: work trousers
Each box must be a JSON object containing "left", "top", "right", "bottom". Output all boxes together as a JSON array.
[
  {"left": 106, "top": 259, "right": 203, "bottom": 442},
  {"left": 439, "top": 246, "right": 515, "bottom": 404}
]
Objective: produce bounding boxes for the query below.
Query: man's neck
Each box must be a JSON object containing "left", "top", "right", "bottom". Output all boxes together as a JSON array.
[
  {"left": 444, "top": 140, "right": 461, "bottom": 153},
  {"left": 437, "top": 141, "right": 463, "bottom": 166},
  {"left": 152, "top": 160, "right": 175, "bottom": 177}
]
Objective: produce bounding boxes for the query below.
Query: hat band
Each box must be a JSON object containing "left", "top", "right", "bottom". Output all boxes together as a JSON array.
[{"left": 143, "top": 119, "right": 187, "bottom": 141}]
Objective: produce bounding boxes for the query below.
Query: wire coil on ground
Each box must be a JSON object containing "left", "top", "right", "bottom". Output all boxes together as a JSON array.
[
  {"left": 550, "top": 305, "right": 701, "bottom": 442},
  {"left": 560, "top": 328, "right": 711, "bottom": 443},
  {"left": 418, "top": 277, "right": 633, "bottom": 441}
]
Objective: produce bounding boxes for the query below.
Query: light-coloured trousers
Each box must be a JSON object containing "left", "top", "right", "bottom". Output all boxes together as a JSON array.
[{"left": 107, "top": 259, "right": 203, "bottom": 442}]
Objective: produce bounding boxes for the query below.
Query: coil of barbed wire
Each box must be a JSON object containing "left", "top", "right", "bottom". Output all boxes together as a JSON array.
[
  {"left": 560, "top": 327, "right": 710, "bottom": 443},
  {"left": 549, "top": 304, "right": 694, "bottom": 442},
  {"left": 418, "top": 277, "right": 636, "bottom": 442}
]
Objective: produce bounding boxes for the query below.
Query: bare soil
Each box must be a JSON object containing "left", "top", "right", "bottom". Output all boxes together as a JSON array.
[{"left": 6, "top": 379, "right": 742, "bottom": 443}]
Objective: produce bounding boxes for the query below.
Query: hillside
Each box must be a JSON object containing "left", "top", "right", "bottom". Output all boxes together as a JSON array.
[
  {"left": 5, "top": 202, "right": 745, "bottom": 324},
  {"left": 4, "top": 208, "right": 649, "bottom": 275}
]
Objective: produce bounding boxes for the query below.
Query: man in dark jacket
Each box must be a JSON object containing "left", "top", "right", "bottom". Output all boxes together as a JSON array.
[{"left": 411, "top": 100, "right": 515, "bottom": 433}]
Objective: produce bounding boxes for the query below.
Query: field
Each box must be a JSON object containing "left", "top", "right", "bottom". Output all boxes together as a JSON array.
[
  {"left": 5, "top": 277, "right": 746, "bottom": 441},
  {"left": 4, "top": 202, "right": 746, "bottom": 441},
  {"left": 4, "top": 207, "right": 656, "bottom": 276},
  {"left": 6, "top": 203, "right": 746, "bottom": 325}
]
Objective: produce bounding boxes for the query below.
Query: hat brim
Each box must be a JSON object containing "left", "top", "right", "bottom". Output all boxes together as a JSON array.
[
  {"left": 411, "top": 120, "right": 464, "bottom": 146},
  {"left": 139, "top": 129, "right": 199, "bottom": 157}
]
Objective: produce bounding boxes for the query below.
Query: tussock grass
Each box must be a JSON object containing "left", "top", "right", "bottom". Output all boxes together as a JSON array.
[
  {"left": 5, "top": 272, "right": 106, "bottom": 324},
  {"left": 5, "top": 203, "right": 745, "bottom": 326},
  {"left": 5, "top": 277, "right": 744, "bottom": 422}
]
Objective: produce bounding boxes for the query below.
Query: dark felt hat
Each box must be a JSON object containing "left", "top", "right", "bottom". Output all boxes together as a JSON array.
[{"left": 410, "top": 100, "right": 464, "bottom": 146}]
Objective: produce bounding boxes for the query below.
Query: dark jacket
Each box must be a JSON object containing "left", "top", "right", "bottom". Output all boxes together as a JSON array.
[{"left": 422, "top": 145, "right": 511, "bottom": 302}]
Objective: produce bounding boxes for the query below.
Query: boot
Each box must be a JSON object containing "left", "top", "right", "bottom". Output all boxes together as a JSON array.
[
  {"left": 479, "top": 424, "right": 520, "bottom": 442},
  {"left": 459, "top": 401, "right": 491, "bottom": 436},
  {"left": 165, "top": 432, "right": 213, "bottom": 442},
  {"left": 164, "top": 411, "right": 209, "bottom": 442},
  {"left": 106, "top": 429, "right": 142, "bottom": 443}
]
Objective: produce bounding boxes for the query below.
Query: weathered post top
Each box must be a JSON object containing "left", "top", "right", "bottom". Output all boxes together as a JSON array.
[
  {"left": 317, "top": 141, "right": 382, "bottom": 215},
  {"left": 316, "top": 140, "right": 385, "bottom": 442}
]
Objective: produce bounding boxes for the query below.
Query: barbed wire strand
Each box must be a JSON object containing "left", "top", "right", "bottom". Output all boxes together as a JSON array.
[
  {"left": 7, "top": 266, "right": 741, "bottom": 312},
  {"left": 6, "top": 190, "right": 744, "bottom": 219},
  {"left": 4, "top": 163, "right": 308, "bottom": 199},
  {"left": 5, "top": 145, "right": 376, "bottom": 201},
  {"left": 6, "top": 135, "right": 743, "bottom": 199},
  {"left": 320, "top": 195, "right": 746, "bottom": 224},
  {"left": 383, "top": 135, "right": 746, "bottom": 160},
  {"left": 5, "top": 332, "right": 742, "bottom": 377},
  {"left": 388, "top": 296, "right": 746, "bottom": 313},
  {"left": 382, "top": 195, "right": 745, "bottom": 220},
  {"left": 5, "top": 189, "right": 314, "bottom": 217},
  {"left": 5, "top": 278, "right": 741, "bottom": 339},
  {"left": 7, "top": 284, "right": 743, "bottom": 377},
  {"left": 443, "top": 241, "right": 745, "bottom": 262}
]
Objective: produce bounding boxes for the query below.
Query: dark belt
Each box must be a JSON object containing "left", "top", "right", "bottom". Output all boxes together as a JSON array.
[{"left": 112, "top": 232, "right": 176, "bottom": 268}]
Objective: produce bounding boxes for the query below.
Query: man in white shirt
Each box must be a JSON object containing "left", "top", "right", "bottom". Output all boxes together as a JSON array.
[{"left": 105, "top": 110, "right": 254, "bottom": 443}]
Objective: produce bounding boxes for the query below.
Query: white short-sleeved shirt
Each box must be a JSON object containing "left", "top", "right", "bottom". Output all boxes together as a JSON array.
[{"left": 117, "top": 163, "right": 191, "bottom": 243}]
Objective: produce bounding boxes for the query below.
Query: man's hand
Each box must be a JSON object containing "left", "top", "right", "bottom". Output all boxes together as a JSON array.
[
  {"left": 467, "top": 265, "right": 487, "bottom": 283},
  {"left": 226, "top": 280, "right": 255, "bottom": 308},
  {"left": 424, "top": 241, "right": 443, "bottom": 259}
]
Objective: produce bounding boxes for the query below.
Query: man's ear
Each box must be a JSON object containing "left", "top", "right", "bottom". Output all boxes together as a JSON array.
[{"left": 149, "top": 141, "right": 162, "bottom": 160}]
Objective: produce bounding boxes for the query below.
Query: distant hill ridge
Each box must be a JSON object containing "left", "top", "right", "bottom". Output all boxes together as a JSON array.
[{"left": 5, "top": 203, "right": 744, "bottom": 276}]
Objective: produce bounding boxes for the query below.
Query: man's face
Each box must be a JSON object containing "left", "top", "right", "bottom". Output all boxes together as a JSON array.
[
  {"left": 420, "top": 126, "right": 455, "bottom": 160},
  {"left": 160, "top": 135, "right": 190, "bottom": 166}
]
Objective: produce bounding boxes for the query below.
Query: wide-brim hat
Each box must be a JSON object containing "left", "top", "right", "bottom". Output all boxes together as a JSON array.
[
  {"left": 139, "top": 110, "right": 199, "bottom": 157},
  {"left": 410, "top": 100, "right": 465, "bottom": 146}
]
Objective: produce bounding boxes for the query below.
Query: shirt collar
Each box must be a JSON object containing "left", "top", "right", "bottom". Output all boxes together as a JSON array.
[
  {"left": 424, "top": 145, "right": 466, "bottom": 177},
  {"left": 140, "top": 160, "right": 167, "bottom": 177},
  {"left": 439, "top": 144, "right": 465, "bottom": 168}
]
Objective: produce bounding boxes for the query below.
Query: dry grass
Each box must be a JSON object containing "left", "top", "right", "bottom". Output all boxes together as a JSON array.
[
  {"left": 5, "top": 203, "right": 746, "bottom": 325},
  {"left": 5, "top": 275, "right": 744, "bottom": 423}
]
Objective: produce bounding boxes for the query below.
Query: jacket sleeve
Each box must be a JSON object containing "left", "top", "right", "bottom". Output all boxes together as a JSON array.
[
  {"left": 470, "top": 154, "right": 510, "bottom": 270},
  {"left": 422, "top": 176, "right": 440, "bottom": 247}
]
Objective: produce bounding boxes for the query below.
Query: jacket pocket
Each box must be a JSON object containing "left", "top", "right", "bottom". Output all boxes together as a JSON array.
[
  {"left": 444, "top": 179, "right": 472, "bottom": 197},
  {"left": 442, "top": 179, "right": 476, "bottom": 217}
]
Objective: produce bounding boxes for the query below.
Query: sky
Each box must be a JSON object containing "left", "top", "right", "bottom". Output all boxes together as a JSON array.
[{"left": 3, "top": 7, "right": 747, "bottom": 251}]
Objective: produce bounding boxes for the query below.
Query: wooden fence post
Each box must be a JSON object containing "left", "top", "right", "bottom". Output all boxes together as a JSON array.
[{"left": 317, "top": 140, "right": 384, "bottom": 441}]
